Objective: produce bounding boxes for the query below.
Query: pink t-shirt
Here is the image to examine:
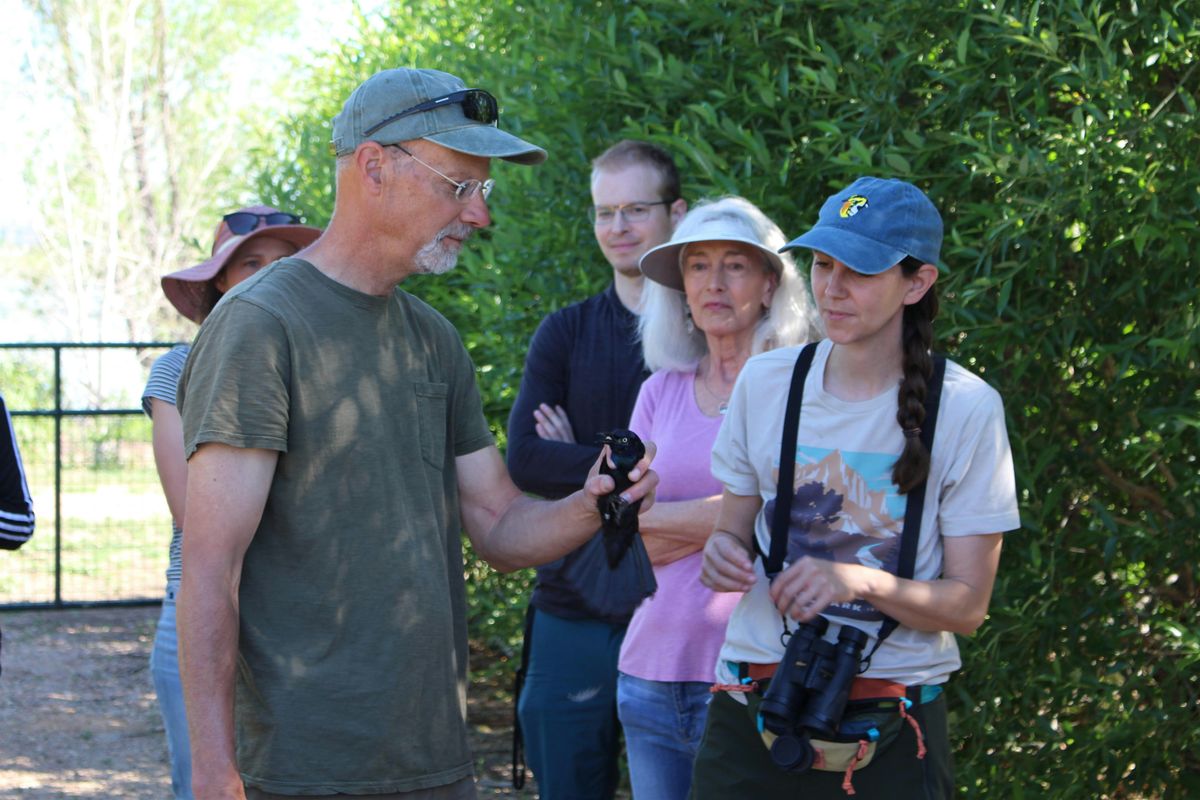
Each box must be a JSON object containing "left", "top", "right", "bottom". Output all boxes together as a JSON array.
[{"left": 617, "top": 369, "right": 743, "bottom": 682}]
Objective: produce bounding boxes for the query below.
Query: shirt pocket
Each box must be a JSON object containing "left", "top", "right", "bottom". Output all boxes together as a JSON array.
[{"left": 414, "top": 382, "right": 449, "bottom": 469}]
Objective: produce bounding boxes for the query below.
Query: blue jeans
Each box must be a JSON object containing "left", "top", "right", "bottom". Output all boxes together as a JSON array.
[
  {"left": 516, "top": 609, "right": 626, "bottom": 800},
  {"left": 616, "top": 673, "right": 711, "bottom": 800},
  {"left": 150, "top": 586, "right": 192, "bottom": 799}
]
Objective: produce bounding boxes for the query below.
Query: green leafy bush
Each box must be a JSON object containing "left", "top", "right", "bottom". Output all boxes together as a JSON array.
[{"left": 250, "top": 1, "right": 1198, "bottom": 795}]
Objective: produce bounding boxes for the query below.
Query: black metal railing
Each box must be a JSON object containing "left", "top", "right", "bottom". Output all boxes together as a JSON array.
[{"left": 2, "top": 342, "right": 179, "bottom": 609}]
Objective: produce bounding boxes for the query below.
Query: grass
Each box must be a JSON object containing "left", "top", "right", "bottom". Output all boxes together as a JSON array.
[{"left": 1, "top": 459, "right": 170, "bottom": 605}]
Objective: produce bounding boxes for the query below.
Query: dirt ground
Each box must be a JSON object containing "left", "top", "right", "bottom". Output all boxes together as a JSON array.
[{"left": 0, "top": 605, "right": 539, "bottom": 799}]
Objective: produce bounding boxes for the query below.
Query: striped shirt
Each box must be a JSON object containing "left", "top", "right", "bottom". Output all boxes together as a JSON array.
[
  {"left": 141, "top": 344, "right": 190, "bottom": 585},
  {"left": 0, "top": 391, "right": 35, "bottom": 550}
]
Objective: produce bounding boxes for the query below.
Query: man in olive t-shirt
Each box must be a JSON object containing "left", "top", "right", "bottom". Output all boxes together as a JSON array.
[{"left": 176, "top": 68, "right": 657, "bottom": 800}]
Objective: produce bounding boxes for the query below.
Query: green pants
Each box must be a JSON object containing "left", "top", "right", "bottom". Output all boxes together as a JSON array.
[{"left": 690, "top": 689, "right": 953, "bottom": 799}]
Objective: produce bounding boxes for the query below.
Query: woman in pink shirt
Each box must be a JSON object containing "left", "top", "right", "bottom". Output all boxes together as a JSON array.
[{"left": 616, "top": 196, "right": 819, "bottom": 799}]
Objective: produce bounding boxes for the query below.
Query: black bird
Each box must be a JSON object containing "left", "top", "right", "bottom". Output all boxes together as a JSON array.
[{"left": 596, "top": 429, "right": 646, "bottom": 568}]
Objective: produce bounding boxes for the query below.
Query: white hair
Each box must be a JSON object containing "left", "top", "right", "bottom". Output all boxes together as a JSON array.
[{"left": 637, "top": 196, "right": 821, "bottom": 373}]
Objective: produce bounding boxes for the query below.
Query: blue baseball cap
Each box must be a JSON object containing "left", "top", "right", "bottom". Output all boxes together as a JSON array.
[{"left": 780, "top": 177, "right": 943, "bottom": 275}]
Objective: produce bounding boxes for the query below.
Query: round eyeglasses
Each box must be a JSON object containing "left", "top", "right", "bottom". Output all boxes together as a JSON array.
[
  {"left": 589, "top": 200, "right": 674, "bottom": 226},
  {"left": 388, "top": 144, "right": 494, "bottom": 203}
]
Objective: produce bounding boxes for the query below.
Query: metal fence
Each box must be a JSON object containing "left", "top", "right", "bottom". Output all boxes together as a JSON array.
[{"left": 1, "top": 342, "right": 179, "bottom": 609}]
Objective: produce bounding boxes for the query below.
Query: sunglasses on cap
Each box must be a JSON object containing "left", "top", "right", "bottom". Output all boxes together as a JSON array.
[
  {"left": 223, "top": 211, "right": 303, "bottom": 235},
  {"left": 363, "top": 89, "right": 499, "bottom": 138}
]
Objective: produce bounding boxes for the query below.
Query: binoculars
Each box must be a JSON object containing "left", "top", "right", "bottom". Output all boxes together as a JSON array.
[{"left": 758, "top": 616, "right": 870, "bottom": 772}]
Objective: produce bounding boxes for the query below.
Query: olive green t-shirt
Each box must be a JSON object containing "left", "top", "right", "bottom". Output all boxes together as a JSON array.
[{"left": 178, "top": 258, "right": 494, "bottom": 794}]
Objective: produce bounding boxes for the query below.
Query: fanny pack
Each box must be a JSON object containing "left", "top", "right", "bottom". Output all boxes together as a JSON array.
[{"left": 723, "top": 665, "right": 936, "bottom": 795}]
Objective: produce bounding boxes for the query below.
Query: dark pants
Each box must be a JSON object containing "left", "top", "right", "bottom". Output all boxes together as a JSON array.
[
  {"left": 516, "top": 608, "right": 626, "bottom": 800},
  {"left": 691, "top": 689, "right": 953, "bottom": 800}
]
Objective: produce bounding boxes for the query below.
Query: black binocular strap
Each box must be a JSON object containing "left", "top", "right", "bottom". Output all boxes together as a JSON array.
[
  {"left": 511, "top": 603, "right": 536, "bottom": 789},
  {"left": 764, "top": 345, "right": 947, "bottom": 654},
  {"left": 763, "top": 343, "right": 818, "bottom": 579},
  {"left": 868, "top": 353, "right": 947, "bottom": 658}
]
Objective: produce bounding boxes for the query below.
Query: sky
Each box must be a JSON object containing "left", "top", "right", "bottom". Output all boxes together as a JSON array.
[
  {"left": 0, "top": 0, "right": 381, "bottom": 341},
  {"left": 0, "top": 0, "right": 37, "bottom": 234},
  {"left": 0, "top": 0, "right": 374, "bottom": 233}
]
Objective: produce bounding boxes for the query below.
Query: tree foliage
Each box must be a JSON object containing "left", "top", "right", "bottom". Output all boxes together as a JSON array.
[
  {"left": 252, "top": 1, "right": 1198, "bottom": 795},
  {"left": 18, "top": 0, "right": 299, "bottom": 348}
]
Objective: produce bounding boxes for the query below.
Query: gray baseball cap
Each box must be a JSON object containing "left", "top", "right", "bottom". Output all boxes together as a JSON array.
[{"left": 331, "top": 68, "right": 546, "bottom": 165}]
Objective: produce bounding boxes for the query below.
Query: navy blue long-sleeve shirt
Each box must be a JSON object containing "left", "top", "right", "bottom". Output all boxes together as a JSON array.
[{"left": 506, "top": 283, "right": 650, "bottom": 621}]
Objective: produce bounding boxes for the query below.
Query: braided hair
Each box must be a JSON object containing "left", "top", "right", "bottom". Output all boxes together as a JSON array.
[{"left": 892, "top": 255, "right": 939, "bottom": 493}]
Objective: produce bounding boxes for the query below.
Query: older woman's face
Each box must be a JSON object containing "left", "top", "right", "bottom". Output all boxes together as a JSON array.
[
  {"left": 214, "top": 235, "right": 299, "bottom": 293},
  {"left": 680, "top": 240, "right": 777, "bottom": 339}
]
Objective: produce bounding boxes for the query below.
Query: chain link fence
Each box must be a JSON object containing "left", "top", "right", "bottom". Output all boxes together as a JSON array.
[{"left": 1, "top": 342, "right": 179, "bottom": 609}]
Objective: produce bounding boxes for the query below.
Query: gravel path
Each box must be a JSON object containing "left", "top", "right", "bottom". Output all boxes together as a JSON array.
[
  {"left": 0, "top": 606, "right": 541, "bottom": 799},
  {"left": 0, "top": 606, "right": 166, "bottom": 799}
]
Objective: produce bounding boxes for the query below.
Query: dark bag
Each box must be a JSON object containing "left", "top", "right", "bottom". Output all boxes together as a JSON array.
[
  {"left": 748, "top": 678, "right": 922, "bottom": 773},
  {"left": 555, "top": 529, "right": 657, "bottom": 619}
]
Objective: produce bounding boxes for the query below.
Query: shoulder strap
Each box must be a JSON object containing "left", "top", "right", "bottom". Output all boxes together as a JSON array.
[
  {"left": 764, "top": 343, "right": 818, "bottom": 579},
  {"left": 511, "top": 603, "right": 536, "bottom": 789},
  {"left": 765, "top": 349, "right": 949, "bottom": 653},
  {"left": 868, "top": 354, "right": 948, "bottom": 655}
]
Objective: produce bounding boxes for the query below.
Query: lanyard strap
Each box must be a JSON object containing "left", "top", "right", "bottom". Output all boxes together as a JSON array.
[
  {"left": 764, "top": 343, "right": 818, "bottom": 579},
  {"left": 764, "top": 345, "right": 947, "bottom": 653},
  {"left": 868, "top": 353, "right": 947, "bottom": 656}
]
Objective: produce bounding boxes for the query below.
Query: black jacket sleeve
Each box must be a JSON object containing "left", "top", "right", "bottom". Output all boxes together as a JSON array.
[
  {"left": 506, "top": 312, "right": 602, "bottom": 498},
  {"left": 0, "top": 393, "right": 35, "bottom": 550}
]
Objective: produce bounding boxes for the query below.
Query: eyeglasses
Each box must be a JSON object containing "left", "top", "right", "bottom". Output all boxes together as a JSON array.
[
  {"left": 388, "top": 144, "right": 494, "bottom": 203},
  {"left": 223, "top": 211, "right": 301, "bottom": 235},
  {"left": 363, "top": 89, "right": 500, "bottom": 138},
  {"left": 589, "top": 200, "right": 675, "bottom": 226}
]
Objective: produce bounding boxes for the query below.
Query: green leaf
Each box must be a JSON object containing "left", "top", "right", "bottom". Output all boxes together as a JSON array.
[{"left": 884, "top": 152, "right": 912, "bottom": 174}]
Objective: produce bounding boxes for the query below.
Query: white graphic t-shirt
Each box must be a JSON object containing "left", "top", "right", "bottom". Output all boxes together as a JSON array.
[{"left": 711, "top": 340, "right": 1020, "bottom": 686}]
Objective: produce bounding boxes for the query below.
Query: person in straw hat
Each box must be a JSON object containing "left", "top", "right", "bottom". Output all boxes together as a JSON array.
[
  {"left": 141, "top": 206, "right": 321, "bottom": 799},
  {"left": 613, "top": 195, "right": 818, "bottom": 800}
]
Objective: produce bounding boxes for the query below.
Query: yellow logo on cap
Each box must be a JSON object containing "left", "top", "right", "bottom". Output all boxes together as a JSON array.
[{"left": 839, "top": 195, "right": 868, "bottom": 218}]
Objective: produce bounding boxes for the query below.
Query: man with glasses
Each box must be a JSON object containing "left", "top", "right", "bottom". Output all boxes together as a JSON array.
[
  {"left": 506, "top": 140, "right": 686, "bottom": 799},
  {"left": 176, "top": 70, "right": 658, "bottom": 800}
]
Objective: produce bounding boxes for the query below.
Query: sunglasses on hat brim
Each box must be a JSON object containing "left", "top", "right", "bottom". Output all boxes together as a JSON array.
[
  {"left": 363, "top": 89, "right": 499, "bottom": 138},
  {"left": 223, "top": 211, "right": 303, "bottom": 235}
]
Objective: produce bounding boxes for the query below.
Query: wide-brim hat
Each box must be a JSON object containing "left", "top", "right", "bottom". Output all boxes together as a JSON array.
[
  {"left": 161, "top": 205, "right": 321, "bottom": 323},
  {"left": 780, "top": 176, "right": 943, "bottom": 275},
  {"left": 639, "top": 202, "right": 786, "bottom": 291},
  {"left": 331, "top": 68, "right": 546, "bottom": 165}
]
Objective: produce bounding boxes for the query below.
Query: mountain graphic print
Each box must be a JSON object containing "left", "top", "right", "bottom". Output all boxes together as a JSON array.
[{"left": 763, "top": 445, "right": 904, "bottom": 621}]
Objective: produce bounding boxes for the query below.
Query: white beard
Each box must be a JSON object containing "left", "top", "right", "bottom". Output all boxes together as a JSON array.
[{"left": 413, "top": 223, "right": 473, "bottom": 275}]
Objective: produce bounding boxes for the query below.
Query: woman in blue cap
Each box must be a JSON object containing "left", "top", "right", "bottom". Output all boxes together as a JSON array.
[{"left": 691, "top": 177, "right": 1020, "bottom": 798}]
